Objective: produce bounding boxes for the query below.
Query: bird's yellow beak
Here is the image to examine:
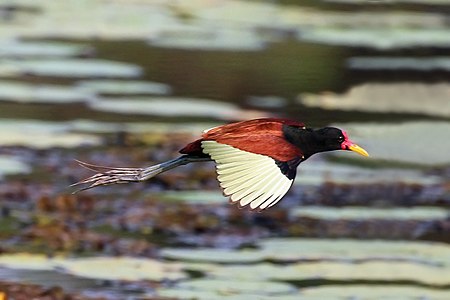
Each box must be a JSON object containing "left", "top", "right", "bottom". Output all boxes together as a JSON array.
[{"left": 348, "top": 143, "right": 370, "bottom": 157}]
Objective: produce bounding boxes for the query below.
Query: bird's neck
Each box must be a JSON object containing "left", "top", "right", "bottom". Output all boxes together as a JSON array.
[{"left": 282, "top": 125, "right": 326, "bottom": 158}]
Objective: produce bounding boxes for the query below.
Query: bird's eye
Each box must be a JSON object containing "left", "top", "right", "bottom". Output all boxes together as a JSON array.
[{"left": 338, "top": 136, "right": 345, "bottom": 143}]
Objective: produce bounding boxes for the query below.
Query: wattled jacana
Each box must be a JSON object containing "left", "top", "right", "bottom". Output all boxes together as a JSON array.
[{"left": 73, "top": 118, "right": 369, "bottom": 210}]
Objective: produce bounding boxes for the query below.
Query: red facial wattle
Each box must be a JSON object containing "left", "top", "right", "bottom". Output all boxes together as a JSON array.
[{"left": 340, "top": 130, "right": 369, "bottom": 157}]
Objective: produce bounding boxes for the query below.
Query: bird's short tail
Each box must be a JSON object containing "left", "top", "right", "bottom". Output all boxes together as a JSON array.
[{"left": 71, "top": 155, "right": 210, "bottom": 193}]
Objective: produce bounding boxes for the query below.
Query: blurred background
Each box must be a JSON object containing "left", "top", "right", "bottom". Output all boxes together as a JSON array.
[{"left": 0, "top": 0, "right": 449, "bottom": 299}]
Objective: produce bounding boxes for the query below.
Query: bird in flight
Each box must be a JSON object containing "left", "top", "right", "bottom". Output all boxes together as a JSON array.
[{"left": 73, "top": 118, "right": 369, "bottom": 210}]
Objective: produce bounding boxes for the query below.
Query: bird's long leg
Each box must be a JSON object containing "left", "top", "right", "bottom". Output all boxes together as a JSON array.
[{"left": 71, "top": 155, "right": 211, "bottom": 193}]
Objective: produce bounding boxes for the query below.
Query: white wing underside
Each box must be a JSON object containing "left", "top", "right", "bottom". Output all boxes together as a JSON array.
[{"left": 201, "top": 140, "right": 294, "bottom": 210}]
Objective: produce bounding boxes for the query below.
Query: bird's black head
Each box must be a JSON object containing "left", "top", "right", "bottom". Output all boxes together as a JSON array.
[
  {"left": 283, "top": 125, "right": 369, "bottom": 159},
  {"left": 313, "top": 127, "right": 346, "bottom": 151}
]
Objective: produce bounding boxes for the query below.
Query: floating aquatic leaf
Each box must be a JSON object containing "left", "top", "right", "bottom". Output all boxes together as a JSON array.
[
  {"left": 325, "top": 0, "right": 450, "bottom": 4},
  {"left": 295, "top": 158, "right": 440, "bottom": 185},
  {"left": 246, "top": 96, "right": 287, "bottom": 109},
  {"left": 161, "top": 248, "right": 265, "bottom": 264},
  {"left": 162, "top": 238, "right": 450, "bottom": 267},
  {"left": 259, "top": 238, "right": 450, "bottom": 266},
  {"left": 332, "top": 121, "right": 450, "bottom": 165},
  {"left": 0, "top": 119, "right": 100, "bottom": 148},
  {"left": 149, "top": 26, "right": 266, "bottom": 51},
  {"left": 208, "top": 260, "right": 450, "bottom": 286},
  {"left": 157, "top": 289, "right": 303, "bottom": 300},
  {"left": 347, "top": 57, "right": 450, "bottom": 71},
  {"left": 3, "top": 59, "right": 142, "bottom": 78},
  {"left": 0, "top": 40, "right": 91, "bottom": 58},
  {"left": 269, "top": 261, "right": 450, "bottom": 286},
  {"left": 300, "top": 83, "right": 450, "bottom": 118},
  {"left": 0, "top": 155, "right": 31, "bottom": 176},
  {"left": 0, "top": 253, "right": 58, "bottom": 271},
  {"left": 291, "top": 206, "right": 449, "bottom": 221},
  {"left": 89, "top": 97, "right": 259, "bottom": 120},
  {"left": 76, "top": 80, "right": 172, "bottom": 95},
  {"left": 298, "top": 28, "right": 450, "bottom": 49},
  {"left": 301, "top": 284, "right": 450, "bottom": 300},
  {"left": 57, "top": 257, "right": 187, "bottom": 281},
  {"left": 159, "top": 191, "right": 225, "bottom": 204},
  {"left": 177, "top": 279, "right": 296, "bottom": 295},
  {"left": 0, "top": 81, "right": 93, "bottom": 104}
]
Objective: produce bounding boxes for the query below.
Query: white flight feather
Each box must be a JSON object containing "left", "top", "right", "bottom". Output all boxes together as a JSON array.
[{"left": 201, "top": 140, "right": 294, "bottom": 209}]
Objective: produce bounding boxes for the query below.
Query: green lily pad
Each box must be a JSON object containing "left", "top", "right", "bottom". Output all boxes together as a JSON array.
[
  {"left": 3, "top": 59, "right": 142, "bottom": 78},
  {"left": 259, "top": 238, "right": 450, "bottom": 266},
  {"left": 269, "top": 261, "right": 450, "bottom": 286},
  {"left": 0, "top": 253, "right": 58, "bottom": 271},
  {"left": 299, "top": 28, "right": 450, "bottom": 49},
  {"left": 177, "top": 279, "right": 295, "bottom": 295},
  {"left": 58, "top": 257, "right": 187, "bottom": 281},
  {"left": 0, "top": 40, "right": 90, "bottom": 58},
  {"left": 157, "top": 289, "right": 303, "bottom": 300},
  {"left": 0, "top": 119, "right": 100, "bottom": 148},
  {"left": 300, "top": 83, "right": 450, "bottom": 118},
  {"left": 332, "top": 121, "right": 450, "bottom": 165},
  {"left": 161, "top": 248, "right": 265, "bottom": 264},
  {"left": 162, "top": 238, "right": 450, "bottom": 267},
  {"left": 158, "top": 191, "right": 225, "bottom": 204},
  {"left": 77, "top": 80, "right": 172, "bottom": 95},
  {"left": 208, "top": 260, "right": 450, "bottom": 286},
  {"left": 295, "top": 159, "right": 439, "bottom": 185},
  {"left": 326, "top": 0, "right": 450, "bottom": 5},
  {"left": 89, "top": 97, "right": 249, "bottom": 119},
  {"left": 246, "top": 96, "right": 287, "bottom": 109},
  {"left": 291, "top": 206, "right": 449, "bottom": 221},
  {"left": 348, "top": 57, "right": 450, "bottom": 71},
  {"left": 0, "top": 81, "right": 93, "bottom": 104},
  {"left": 149, "top": 26, "right": 266, "bottom": 51},
  {"left": 0, "top": 155, "right": 30, "bottom": 176},
  {"left": 301, "top": 284, "right": 450, "bottom": 300}
]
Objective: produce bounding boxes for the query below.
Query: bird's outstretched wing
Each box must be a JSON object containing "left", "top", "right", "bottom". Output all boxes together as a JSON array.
[{"left": 202, "top": 140, "right": 301, "bottom": 210}]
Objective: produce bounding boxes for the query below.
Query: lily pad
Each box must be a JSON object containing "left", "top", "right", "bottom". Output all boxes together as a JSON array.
[
  {"left": 177, "top": 279, "right": 295, "bottom": 295},
  {"left": 149, "top": 26, "right": 266, "bottom": 51},
  {"left": 295, "top": 158, "right": 440, "bottom": 185},
  {"left": 208, "top": 260, "right": 450, "bottom": 286},
  {"left": 57, "top": 257, "right": 187, "bottom": 281},
  {"left": 0, "top": 155, "right": 30, "bottom": 177},
  {"left": 76, "top": 80, "right": 172, "bottom": 95},
  {"left": 161, "top": 248, "right": 265, "bottom": 264},
  {"left": 325, "top": 0, "right": 450, "bottom": 4},
  {"left": 89, "top": 97, "right": 259, "bottom": 120},
  {"left": 300, "top": 83, "right": 450, "bottom": 118},
  {"left": 0, "top": 40, "right": 91, "bottom": 58},
  {"left": 347, "top": 57, "right": 450, "bottom": 71},
  {"left": 301, "top": 284, "right": 450, "bottom": 300},
  {"left": 162, "top": 238, "right": 450, "bottom": 267},
  {"left": 290, "top": 206, "right": 449, "bottom": 221},
  {"left": 158, "top": 191, "right": 225, "bottom": 205},
  {"left": 157, "top": 289, "right": 303, "bottom": 300},
  {"left": 0, "top": 81, "right": 93, "bottom": 104},
  {"left": 0, "top": 119, "right": 100, "bottom": 148},
  {"left": 298, "top": 28, "right": 450, "bottom": 49},
  {"left": 0, "top": 253, "right": 57, "bottom": 271},
  {"left": 259, "top": 238, "right": 450, "bottom": 266},
  {"left": 69, "top": 119, "right": 219, "bottom": 134},
  {"left": 269, "top": 261, "right": 450, "bottom": 286},
  {"left": 246, "top": 96, "right": 287, "bottom": 109},
  {"left": 333, "top": 121, "right": 450, "bottom": 165},
  {"left": 3, "top": 59, "right": 142, "bottom": 78}
]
